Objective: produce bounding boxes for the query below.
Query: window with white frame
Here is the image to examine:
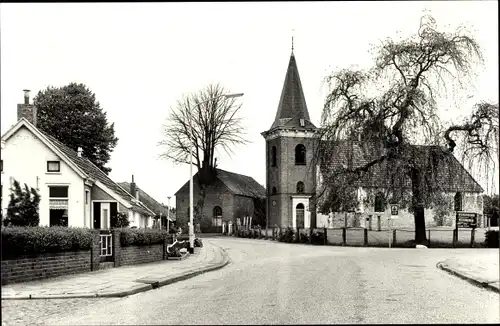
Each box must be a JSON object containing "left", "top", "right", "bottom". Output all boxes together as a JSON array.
[
  {"left": 49, "top": 186, "right": 69, "bottom": 226},
  {"left": 47, "top": 161, "right": 61, "bottom": 173}
]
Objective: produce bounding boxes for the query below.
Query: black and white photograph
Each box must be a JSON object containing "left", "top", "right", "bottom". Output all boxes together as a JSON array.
[{"left": 1, "top": 1, "right": 498, "bottom": 325}]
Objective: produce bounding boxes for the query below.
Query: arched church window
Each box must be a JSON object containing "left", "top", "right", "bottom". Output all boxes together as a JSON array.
[
  {"left": 454, "top": 192, "right": 462, "bottom": 211},
  {"left": 212, "top": 206, "right": 222, "bottom": 227},
  {"left": 271, "top": 187, "right": 277, "bottom": 195},
  {"left": 295, "top": 144, "right": 306, "bottom": 165},
  {"left": 374, "top": 192, "right": 386, "bottom": 212},
  {"left": 296, "top": 203, "right": 305, "bottom": 228},
  {"left": 271, "top": 146, "right": 277, "bottom": 167},
  {"left": 296, "top": 181, "right": 305, "bottom": 194}
]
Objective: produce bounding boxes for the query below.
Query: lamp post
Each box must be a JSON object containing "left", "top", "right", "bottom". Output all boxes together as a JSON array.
[
  {"left": 187, "top": 92, "right": 244, "bottom": 253},
  {"left": 167, "top": 196, "right": 171, "bottom": 234}
]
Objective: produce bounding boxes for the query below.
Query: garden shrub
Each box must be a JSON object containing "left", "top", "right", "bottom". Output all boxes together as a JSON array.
[
  {"left": 119, "top": 228, "right": 167, "bottom": 247},
  {"left": 311, "top": 230, "right": 326, "bottom": 245},
  {"left": 1, "top": 226, "right": 93, "bottom": 259},
  {"left": 236, "top": 229, "right": 248, "bottom": 238},
  {"left": 300, "top": 233, "right": 310, "bottom": 244},
  {"left": 111, "top": 212, "right": 130, "bottom": 228},
  {"left": 194, "top": 237, "right": 203, "bottom": 247},
  {"left": 484, "top": 230, "right": 499, "bottom": 248},
  {"left": 4, "top": 180, "right": 41, "bottom": 227},
  {"left": 279, "top": 227, "right": 295, "bottom": 243}
]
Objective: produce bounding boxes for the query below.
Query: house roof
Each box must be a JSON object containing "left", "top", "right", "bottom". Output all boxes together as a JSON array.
[
  {"left": 268, "top": 52, "right": 317, "bottom": 131},
  {"left": 320, "top": 141, "right": 484, "bottom": 193},
  {"left": 118, "top": 182, "right": 175, "bottom": 221},
  {"left": 1, "top": 118, "right": 154, "bottom": 216},
  {"left": 41, "top": 133, "right": 154, "bottom": 216},
  {"left": 175, "top": 168, "right": 266, "bottom": 199}
]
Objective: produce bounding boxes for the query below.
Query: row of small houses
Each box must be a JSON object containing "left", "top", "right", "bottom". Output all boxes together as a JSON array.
[{"left": 1, "top": 91, "right": 174, "bottom": 229}]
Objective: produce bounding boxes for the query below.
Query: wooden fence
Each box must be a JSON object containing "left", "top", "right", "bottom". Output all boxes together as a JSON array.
[{"left": 230, "top": 226, "right": 485, "bottom": 248}]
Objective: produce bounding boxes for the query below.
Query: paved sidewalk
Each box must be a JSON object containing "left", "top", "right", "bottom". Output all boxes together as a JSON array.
[
  {"left": 1, "top": 240, "right": 229, "bottom": 300},
  {"left": 437, "top": 249, "right": 499, "bottom": 293}
]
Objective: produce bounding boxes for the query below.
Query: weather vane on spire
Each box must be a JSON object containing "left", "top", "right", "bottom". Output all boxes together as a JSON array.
[{"left": 291, "top": 28, "right": 295, "bottom": 53}]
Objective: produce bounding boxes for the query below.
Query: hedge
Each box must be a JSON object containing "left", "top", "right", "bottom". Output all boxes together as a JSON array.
[
  {"left": 1, "top": 226, "right": 93, "bottom": 259},
  {"left": 119, "top": 227, "right": 168, "bottom": 247},
  {"left": 485, "top": 230, "right": 499, "bottom": 248}
]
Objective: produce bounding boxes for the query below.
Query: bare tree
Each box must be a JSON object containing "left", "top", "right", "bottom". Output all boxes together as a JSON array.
[
  {"left": 159, "top": 83, "right": 248, "bottom": 227},
  {"left": 318, "top": 15, "right": 498, "bottom": 244}
]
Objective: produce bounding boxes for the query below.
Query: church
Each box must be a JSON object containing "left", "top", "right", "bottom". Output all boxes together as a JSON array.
[{"left": 261, "top": 49, "right": 484, "bottom": 230}]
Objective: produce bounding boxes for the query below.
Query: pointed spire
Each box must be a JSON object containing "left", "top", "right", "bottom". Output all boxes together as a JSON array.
[
  {"left": 291, "top": 29, "right": 294, "bottom": 54},
  {"left": 269, "top": 51, "right": 316, "bottom": 130}
]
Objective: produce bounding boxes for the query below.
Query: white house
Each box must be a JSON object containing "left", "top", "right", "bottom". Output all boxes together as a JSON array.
[{"left": 0, "top": 90, "right": 155, "bottom": 228}]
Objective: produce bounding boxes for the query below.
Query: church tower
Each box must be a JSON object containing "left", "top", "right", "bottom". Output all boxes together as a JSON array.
[{"left": 261, "top": 49, "right": 319, "bottom": 229}]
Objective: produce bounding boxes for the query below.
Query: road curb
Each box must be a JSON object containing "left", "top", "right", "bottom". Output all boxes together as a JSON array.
[
  {"left": 157, "top": 247, "right": 230, "bottom": 287},
  {"left": 1, "top": 244, "right": 230, "bottom": 301},
  {"left": 437, "top": 262, "right": 499, "bottom": 294}
]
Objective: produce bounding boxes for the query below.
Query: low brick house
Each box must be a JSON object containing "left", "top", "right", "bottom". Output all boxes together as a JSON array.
[
  {"left": 316, "top": 141, "right": 484, "bottom": 229},
  {"left": 175, "top": 169, "right": 266, "bottom": 230}
]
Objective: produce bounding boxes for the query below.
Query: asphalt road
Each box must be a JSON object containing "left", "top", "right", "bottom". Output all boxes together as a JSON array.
[{"left": 2, "top": 237, "right": 499, "bottom": 325}]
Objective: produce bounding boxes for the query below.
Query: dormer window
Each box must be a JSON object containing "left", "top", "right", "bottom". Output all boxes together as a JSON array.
[{"left": 47, "top": 161, "right": 61, "bottom": 172}]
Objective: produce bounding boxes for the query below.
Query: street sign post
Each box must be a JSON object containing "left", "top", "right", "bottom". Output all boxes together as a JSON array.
[
  {"left": 456, "top": 212, "right": 478, "bottom": 229},
  {"left": 389, "top": 204, "right": 399, "bottom": 248},
  {"left": 455, "top": 212, "right": 478, "bottom": 245},
  {"left": 390, "top": 204, "right": 399, "bottom": 218}
]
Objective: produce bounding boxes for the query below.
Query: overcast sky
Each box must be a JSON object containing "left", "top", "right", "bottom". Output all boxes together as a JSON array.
[{"left": 1, "top": 1, "right": 498, "bottom": 207}]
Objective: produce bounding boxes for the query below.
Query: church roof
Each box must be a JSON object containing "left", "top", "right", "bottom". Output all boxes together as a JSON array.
[
  {"left": 216, "top": 169, "right": 266, "bottom": 198},
  {"left": 174, "top": 168, "right": 266, "bottom": 199},
  {"left": 269, "top": 52, "right": 316, "bottom": 131},
  {"left": 320, "top": 141, "right": 484, "bottom": 193}
]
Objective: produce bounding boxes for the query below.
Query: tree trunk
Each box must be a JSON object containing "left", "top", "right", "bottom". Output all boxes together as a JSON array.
[
  {"left": 197, "top": 185, "right": 207, "bottom": 226},
  {"left": 411, "top": 168, "right": 427, "bottom": 245}
]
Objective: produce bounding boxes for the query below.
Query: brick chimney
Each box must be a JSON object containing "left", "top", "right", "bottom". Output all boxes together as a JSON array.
[
  {"left": 130, "top": 175, "right": 136, "bottom": 199},
  {"left": 17, "top": 90, "right": 37, "bottom": 126}
]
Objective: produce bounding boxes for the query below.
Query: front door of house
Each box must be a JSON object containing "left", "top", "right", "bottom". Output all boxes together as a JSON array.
[{"left": 93, "top": 202, "right": 101, "bottom": 229}]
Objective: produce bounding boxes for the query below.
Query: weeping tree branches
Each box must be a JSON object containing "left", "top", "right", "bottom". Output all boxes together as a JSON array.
[{"left": 318, "top": 14, "right": 496, "bottom": 244}]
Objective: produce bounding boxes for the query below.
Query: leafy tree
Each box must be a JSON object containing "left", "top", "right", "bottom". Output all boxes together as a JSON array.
[
  {"left": 159, "top": 83, "right": 247, "bottom": 224},
  {"left": 111, "top": 212, "right": 130, "bottom": 228},
  {"left": 483, "top": 194, "right": 499, "bottom": 216},
  {"left": 34, "top": 83, "right": 119, "bottom": 174},
  {"left": 4, "top": 180, "right": 41, "bottom": 227},
  {"left": 318, "top": 15, "right": 498, "bottom": 244}
]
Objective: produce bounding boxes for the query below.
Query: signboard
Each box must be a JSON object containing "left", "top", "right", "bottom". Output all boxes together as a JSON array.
[
  {"left": 456, "top": 212, "right": 477, "bottom": 229},
  {"left": 390, "top": 204, "right": 399, "bottom": 219}
]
